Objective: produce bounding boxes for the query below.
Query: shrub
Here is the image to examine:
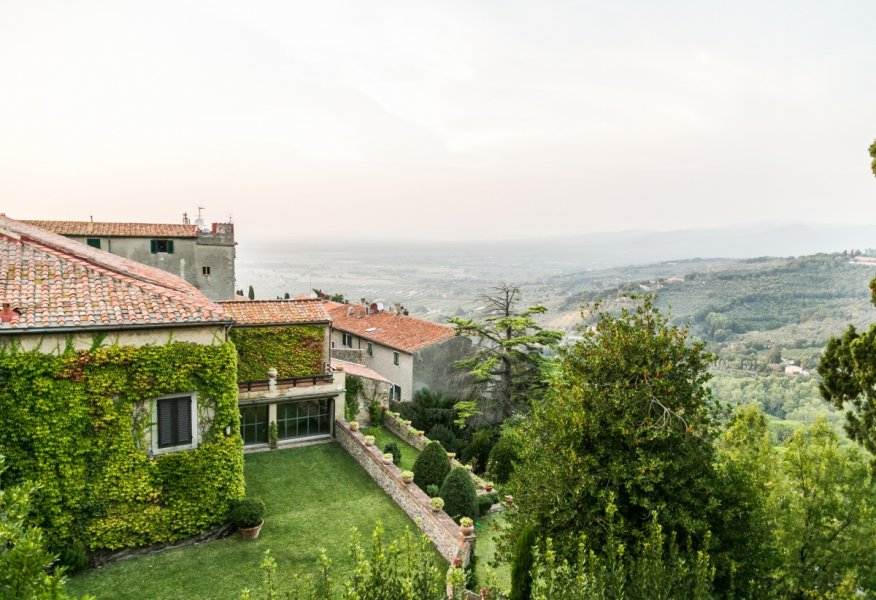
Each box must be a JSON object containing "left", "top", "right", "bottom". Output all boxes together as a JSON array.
[
  {"left": 460, "top": 427, "right": 499, "bottom": 474},
  {"left": 413, "top": 441, "right": 451, "bottom": 490},
  {"left": 510, "top": 524, "right": 536, "bottom": 600},
  {"left": 345, "top": 375, "right": 364, "bottom": 421},
  {"left": 427, "top": 424, "right": 459, "bottom": 454},
  {"left": 478, "top": 492, "right": 498, "bottom": 516},
  {"left": 58, "top": 539, "right": 88, "bottom": 573},
  {"left": 426, "top": 484, "right": 440, "bottom": 498},
  {"left": 229, "top": 498, "right": 265, "bottom": 528},
  {"left": 439, "top": 468, "right": 479, "bottom": 521},
  {"left": 487, "top": 434, "right": 518, "bottom": 484},
  {"left": 393, "top": 389, "right": 460, "bottom": 433},
  {"left": 383, "top": 442, "right": 401, "bottom": 466},
  {"left": 368, "top": 401, "right": 384, "bottom": 425}
]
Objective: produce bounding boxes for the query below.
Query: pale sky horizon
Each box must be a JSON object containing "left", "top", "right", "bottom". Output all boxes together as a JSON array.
[{"left": 2, "top": 1, "right": 875, "bottom": 245}]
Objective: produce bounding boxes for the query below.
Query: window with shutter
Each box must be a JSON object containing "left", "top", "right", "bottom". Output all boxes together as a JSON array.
[{"left": 153, "top": 395, "right": 196, "bottom": 453}]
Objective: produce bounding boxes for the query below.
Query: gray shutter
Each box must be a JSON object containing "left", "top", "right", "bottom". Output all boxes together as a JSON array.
[
  {"left": 158, "top": 399, "right": 174, "bottom": 447},
  {"left": 175, "top": 397, "right": 191, "bottom": 445},
  {"left": 150, "top": 239, "right": 158, "bottom": 253},
  {"left": 167, "top": 240, "right": 174, "bottom": 254}
]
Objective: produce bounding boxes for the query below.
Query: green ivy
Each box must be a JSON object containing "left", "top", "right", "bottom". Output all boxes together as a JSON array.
[
  {"left": 0, "top": 340, "right": 244, "bottom": 553},
  {"left": 229, "top": 326, "right": 325, "bottom": 382}
]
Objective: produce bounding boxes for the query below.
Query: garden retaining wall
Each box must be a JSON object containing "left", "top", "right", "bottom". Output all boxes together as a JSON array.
[
  {"left": 335, "top": 419, "right": 473, "bottom": 567},
  {"left": 383, "top": 411, "right": 489, "bottom": 491}
]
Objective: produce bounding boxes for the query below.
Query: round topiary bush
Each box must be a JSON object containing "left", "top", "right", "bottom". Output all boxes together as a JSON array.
[
  {"left": 438, "top": 467, "right": 478, "bottom": 521},
  {"left": 486, "top": 434, "right": 518, "bottom": 484},
  {"left": 413, "top": 441, "right": 451, "bottom": 491},
  {"left": 229, "top": 497, "right": 265, "bottom": 528}
]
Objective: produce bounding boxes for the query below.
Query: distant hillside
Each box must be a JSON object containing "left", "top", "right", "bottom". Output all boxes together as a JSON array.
[
  {"left": 546, "top": 252, "right": 876, "bottom": 440},
  {"left": 559, "top": 253, "right": 874, "bottom": 358}
]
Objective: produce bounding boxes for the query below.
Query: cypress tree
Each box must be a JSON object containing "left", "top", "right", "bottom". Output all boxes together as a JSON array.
[
  {"left": 510, "top": 524, "right": 536, "bottom": 600},
  {"left": 413, "top": 441, "right": 451, "bottom": 490},
  {"left": 438, "top": 467, "right": 478, "bottom": 521}
]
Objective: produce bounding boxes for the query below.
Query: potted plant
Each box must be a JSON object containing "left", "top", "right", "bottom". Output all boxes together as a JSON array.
[
  {"left": 230, "top": 497, "right": 265, "bottom": 540},
  {"left": 382, "top": 452, "right": 394, "bottom": 465},
  {"left": 483, "top": 481, "right": 494, "bottom": 492},
  {"left": 269, "top": 421, "right": 279, "bottom": 450},
  {"left": 447, "top": 452, "right": 456, "bottom": 459},
  {"left": 430, "top": 497, "right": 445, "bottom": 512},
  {"left": 401, "top": 470, "right": 414, "bottom": 484},
  {"left": 401, "top": 419, "right": 411, "bottom": 427},
  {"left": 504, "top": 494, "right": 513, "bottom": 507},
  {"left": 266, "top": 367, "right": 278, "bottom": 379},
  {"left": 459, "top": 517, "right": 474, "bottom": 536},
  {"left": 350, "top": 421, "right": 360, "bottom": 432},
  {"left": 416, "top": 429, "right": 425, "bottom": 437},
  {"left": 464, "top": 464, "right": 473, "bottom": 472},
  {"left": 364, "top": 435, "right": 375, "bottom": 446}
]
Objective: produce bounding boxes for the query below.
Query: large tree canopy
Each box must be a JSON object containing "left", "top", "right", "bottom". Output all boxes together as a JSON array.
[
  {"left": 819, "top": 282, "right": 876, "bottom": 460},
  {"left": 870, "top": 138, "right": 876, "bottom": 177},
  {"left": 508, "top": 297, "right": 720, "bottom": 556},
  {"left": 449, "top": 285, "right": 562, "bottom": 420}
]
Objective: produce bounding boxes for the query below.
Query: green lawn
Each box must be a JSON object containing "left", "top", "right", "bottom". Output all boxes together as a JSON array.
[
  {"left": 68, "top": 443, "right": 440, "bottom": 599},
  {"left": 475, "top": 512, "right": 511, "bottom": 594},
  {"left": 361, "top": 425, "right": 421, "bottom": 471}
]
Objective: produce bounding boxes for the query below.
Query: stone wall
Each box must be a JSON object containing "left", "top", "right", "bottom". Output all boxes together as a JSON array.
[
  {"left": 335, "top": 419, "right": 472, "bottom": 567},
  {"left": 383, "top": 411, "right": 489, "bottom": 490}
]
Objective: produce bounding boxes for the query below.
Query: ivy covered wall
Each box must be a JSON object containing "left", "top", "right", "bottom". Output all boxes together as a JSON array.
[
  {"left": 230, "top": 325, "right": 326, "bottom": 382},
  {"left": 0, "top": 340, "right": 244, "bottom": 553}
]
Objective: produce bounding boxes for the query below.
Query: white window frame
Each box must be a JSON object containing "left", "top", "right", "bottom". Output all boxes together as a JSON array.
[
  {"left": 151, "top": 392, "right": 199, "bottom": 455},
  {"left": 342, "top": 332, "right": 353, "bottom": 348}
]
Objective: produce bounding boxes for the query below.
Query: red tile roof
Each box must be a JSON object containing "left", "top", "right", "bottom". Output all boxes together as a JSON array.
[
  {"left": 0, "top": 216, "right": 229, "bottom": 331},
  {"left": 331, "top": 359, "right": 391, "bottom": 383},
  {"left": 219, "top": 299, "right": 330, "bottom": 325},
  {"left": 325, "top": 302, "right": 455, "bottom": 353},
  {"left": 23, "top": 220, "right": 200, "bottom": 238}
]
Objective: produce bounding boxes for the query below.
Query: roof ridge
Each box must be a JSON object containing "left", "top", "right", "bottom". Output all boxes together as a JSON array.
[{"left": 8, "top": 217, "right": 204, "bottom": 297}]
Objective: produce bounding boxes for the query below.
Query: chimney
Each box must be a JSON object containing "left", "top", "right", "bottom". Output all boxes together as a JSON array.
[
  {"left": 394, "top": 303, "right": 401, "bottom": 315},
  {"left": 182, "top": 212, "right": 190, "bottom": 225},
  {"left": 348, "top": 306, "right": 354, "bottom": 316}
]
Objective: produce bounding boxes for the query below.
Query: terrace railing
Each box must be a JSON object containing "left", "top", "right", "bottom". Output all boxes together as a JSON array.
[{"left": 238, "top": 373, "right": 334, "bottom": 393}]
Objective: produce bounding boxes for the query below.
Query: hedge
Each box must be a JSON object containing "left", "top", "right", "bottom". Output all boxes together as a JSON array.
[{"left": 0, "top": 339, "right": 244, "bottom": 554}]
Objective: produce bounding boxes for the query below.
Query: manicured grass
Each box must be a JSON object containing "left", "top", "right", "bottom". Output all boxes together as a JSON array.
[
  {"left": 68, "top": 443, "right": 440, "bottom": 600},
  {"left": 475, "top": 512, "right": 511, "bottom": 594},
  {"left": 361, "top": 425, "right": 421, "bottom": 471}
]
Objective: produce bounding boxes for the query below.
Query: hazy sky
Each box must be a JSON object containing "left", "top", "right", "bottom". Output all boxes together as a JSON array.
[{"left": 2, "top": 1, "right": 875, "bottom": 243}]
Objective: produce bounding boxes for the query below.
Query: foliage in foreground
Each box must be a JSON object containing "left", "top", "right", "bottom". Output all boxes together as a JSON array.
[
  {"left": 240, "top": 523, "right": 468, "bottom": 600},
  {"left": 0, "top": 456, "right": 82, "bottom": 600},
  {"left": 530, "top": 513, "right": 714, "bottom": 600}
]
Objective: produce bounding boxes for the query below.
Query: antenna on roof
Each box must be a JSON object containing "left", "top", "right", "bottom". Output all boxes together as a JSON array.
[{"left": 194, "top": 207, "right": 208, "bottom": 232}]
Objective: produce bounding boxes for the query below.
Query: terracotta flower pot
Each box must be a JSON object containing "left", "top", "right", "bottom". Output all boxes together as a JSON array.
[
  {"left": 460, "top": 525, "right": 475, "bottom": 536},
  {"left": 402, "top": 475, "right": 413, "bottom": 484},
  {"left": 239, "top": 520, "right": 264, "bottom": 540}
]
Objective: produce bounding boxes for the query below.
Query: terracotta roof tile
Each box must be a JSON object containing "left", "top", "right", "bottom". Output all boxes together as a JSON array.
[
  {"left": 0, "top": 216, "right": 229, "bottom": 332},
  {"left": 325, "top": 302, "right": 454, "bottom": 353},
  {"left": 23, "top": 220, "right": 200, "bottom": 238},
  {"left": 219, "top": 299, "right": 330, "bottom": 325},
  {"left": 331, "top": 359, "right": 391, "bottom": 383}
]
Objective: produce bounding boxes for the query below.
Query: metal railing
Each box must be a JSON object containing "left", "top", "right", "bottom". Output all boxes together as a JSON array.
[{"left": 238, "top": 373, "right": 334, "bottom": 393}]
